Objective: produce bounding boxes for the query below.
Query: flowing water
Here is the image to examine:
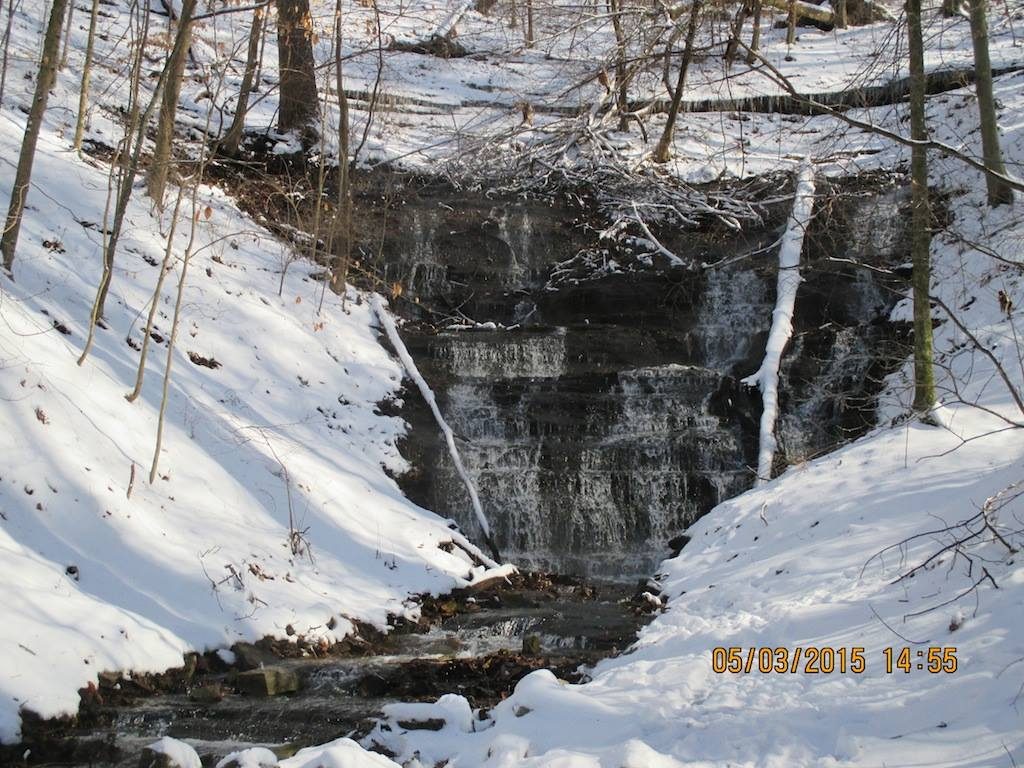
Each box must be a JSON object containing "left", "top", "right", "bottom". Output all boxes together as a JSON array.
[
  {"left": 7, "top": 580, "right": 650, "bottom": 767},
  {"left": 387, "top": 180, "right": 909, "bottom": 578}
]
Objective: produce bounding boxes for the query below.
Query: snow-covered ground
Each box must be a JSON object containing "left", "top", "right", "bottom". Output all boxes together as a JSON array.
[
  {"left": 3, "top": 0, "right": 1024, "bottom": 763},
  {"left": 0, "top": 0, "right": 516, "bottom": 746}
]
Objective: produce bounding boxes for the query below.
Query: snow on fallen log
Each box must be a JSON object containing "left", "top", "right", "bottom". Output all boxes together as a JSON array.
[
  {"left": 433, "top": 0, "right": 474, "bottom": 38},
  {"left": 742, "top": 162, "right": 816, "bottom": 487},
  {"left": 371, "top": 296, "right": 501, "bottom": 560}
]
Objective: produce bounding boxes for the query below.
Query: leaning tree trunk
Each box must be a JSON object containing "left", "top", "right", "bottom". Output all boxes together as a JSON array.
[
  {"left": 968, "top": 0, "right": 1014, "bottom": 206},
  {"left": 724, "top": 0, "right": 750, "bottom": 68},
  {"left": 653, "top": 0, "right": 701, "bottom": 163},
  {"left": 222, "top": 6, "right": 265, "bottom": 155},
  {"left": 277, "top": 0, "right": 318, "bottom": 134},
  {"left": 907, "top": 0, "right": 936, "bottom": 413},
  {"left": 1, "top": 0, "right": 68, "bottom": 274},
  {"left": 147, "top": 0, "right": 196, "bottom": 208}
]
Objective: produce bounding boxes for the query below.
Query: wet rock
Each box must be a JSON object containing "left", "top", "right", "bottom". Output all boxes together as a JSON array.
[
  {"left": 667, "top": 533, "right": 691, "bottom": 557},
  {"left": 235, "top": 667, "right": 301, "bottom": 697},
  {"left": 521, "top": 634, "right": 542, "bottom": 656},
  {"left": 232, "top": 641, "right": 280, "bottom": 671},
  {"left": 396, "top": 718, "right": 446, "bottom": 731},
  {"left": 188, "top": 683, "right": 224, "bottom": 703}
]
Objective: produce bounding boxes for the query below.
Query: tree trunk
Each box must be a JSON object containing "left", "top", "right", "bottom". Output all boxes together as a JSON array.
[
  {"left": 147, "top": 0, "right": 196, "bottom": 208},
  {"left": 834, "top": 0, "right": 848, "bottom": 27},
  {"left": 1, "top": 0, "right": 68, "bottom": 274},
  {"left": 73, "top": 0, "right": 101, "bottom": 151},
  {"left": 907, "top": 0, "right": 936, "bottom": 413},
  {"left": 80, "top": 9, "right": 166, "bottom": 345},
  {"left": 126, "top": 184, "right": 186, "bottom": 403},
  {"left": 59, "top": 0, "right": 73, "bottom": 68},
  {"left": 525, "top": 0, "right": 534, "bottom": 47},
  {"left": 277, "top": 0, "right": 318, "bottom": 134},
  {"left": 608, "top": 0, "right": 630, "bottom": 131},
  {"left": 0, "top": 0, "right": 16, "bottom": 105},
  {"left": 724, "top": 0, "right": 750, "bottom": 68},
  {"left": 968, "top": 0, "right": 1014, "bottom": 206},
  {"left": 746, "top": 0, "right": 762, "bottom": 65},
  {"left": 653, "top": 0, "right": 701, "bottom": 163},
  {"left": 330, "top": 0, "right": 352, "bottom": 297},
  {"left": 786, "top": 0, "right": 796, "bottom": 45},
  {"left": 222, "top": 6, "right": 265, "bottom": 155}
]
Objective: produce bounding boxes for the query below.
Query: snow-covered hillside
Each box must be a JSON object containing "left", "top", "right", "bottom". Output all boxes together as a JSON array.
[{"left": 0, "top": 0, "right": 512, "bottom": 746}]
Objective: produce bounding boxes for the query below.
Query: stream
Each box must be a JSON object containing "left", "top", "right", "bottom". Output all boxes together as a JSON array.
[{"left": 7, "top": 576, "right": 654, "bottom": 767}]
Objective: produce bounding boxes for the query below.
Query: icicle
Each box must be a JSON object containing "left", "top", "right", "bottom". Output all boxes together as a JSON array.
[
  {"left": 741, "top": 161, "right": 816, "bottom": 486},
  {"left": 371, "top": 296, "right": 501, "bottom": 560}
]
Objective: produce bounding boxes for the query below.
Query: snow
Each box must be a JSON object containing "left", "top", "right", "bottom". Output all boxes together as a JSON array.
[
  {"left": 0, "top": 0, "right": 508, "bottom": 746},
  {"left": 216, "top": 747, "right": 280, "bottom": 768},
  {"left": 282, "top": 739, "right": 402, "bottom": 768},
  {"left": 372, "top": 295, "right": 495, "bottom": 543},
  {"left": 360, "top": 59, "right": 1024, "bottom": 765},
  {"left": 742, "top": 161, "right": 816, "bottom": 485},
  {"left": 146, "top": 737, "right": 202, "bottom": 768}
]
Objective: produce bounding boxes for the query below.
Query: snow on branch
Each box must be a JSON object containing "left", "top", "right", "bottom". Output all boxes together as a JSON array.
[
  {"left": 371, "top": 296, "right": 501, "bottom": 560},
  {"left": 742, "top": 162, "right": 816, "bottom": 487}
]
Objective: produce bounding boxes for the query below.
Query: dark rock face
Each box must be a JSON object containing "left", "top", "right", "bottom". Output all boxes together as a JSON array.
[{"left": 371, "top": 180, "right": 909, "bottom": 578}]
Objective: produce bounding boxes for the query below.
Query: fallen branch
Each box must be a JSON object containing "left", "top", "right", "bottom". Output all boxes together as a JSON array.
[
  {"left": 371, "top": 295, "right": 501, "bottom": 562},
  {"left": 742, "top": 161, "right": 816, "bottom": 485}
]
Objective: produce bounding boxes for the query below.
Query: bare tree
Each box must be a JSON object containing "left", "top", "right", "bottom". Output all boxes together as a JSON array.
[
  {"left": 608, "top": 0, "right": 630, "bottom": 130},
  {"left": 277, "top": 0, "right": 319, "bottom": 133},
  {"left": 907, "top": 0, "right": 936, "bottom": 412},
  {"left": 59, "top": 0, "right": 73, "bottom": 68},
  {"left": 72, "top": 0, "right": 102, "bottom": 151},
  {"left": 222, "top": 5, "right": 266, "bottom": 155},
  {"left": 329, "top": 0, "right": 352, "bottom": 299},
  {"left": 1, "top": 0, "right": 68, "bottom": 274},
  {"left": 126, "top": 185, "right": 187, "bottom": 403},
  {"left": 834, "top": 0, "right": 848, "bottom": 27},
  {"left": 0, "top": 0, "right": 17, "bottom": 104},
  {"left": 148, "top": 0, "right": 198, "bottom": 208},
  {"left": 968, "top": 0, "right": 1014, "bottom": 206},
  {"left": 653, "top": 0, "right": 701, "bottom": 164}
]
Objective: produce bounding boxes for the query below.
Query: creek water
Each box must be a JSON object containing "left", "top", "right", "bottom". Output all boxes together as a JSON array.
[{"left": 9, "top": 579, "right": 651, "bottom": 767}]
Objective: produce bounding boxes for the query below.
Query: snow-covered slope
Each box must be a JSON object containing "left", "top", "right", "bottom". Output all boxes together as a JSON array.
[{"left": 0, "top": 3, "right": 511, "bottom": 747}]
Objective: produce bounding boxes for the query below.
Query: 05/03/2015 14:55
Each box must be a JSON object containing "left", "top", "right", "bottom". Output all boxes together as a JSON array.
[{"left": 710, "top": 646, "right": 958, "bottom": 674}]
